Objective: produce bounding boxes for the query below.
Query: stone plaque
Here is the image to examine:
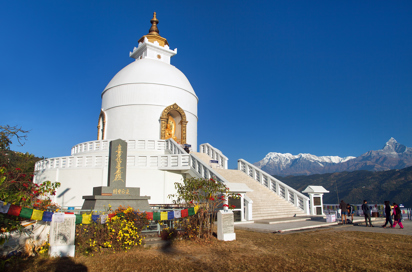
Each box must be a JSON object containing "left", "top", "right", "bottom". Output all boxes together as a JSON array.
[
  {"left": 222, "top": 213, "right": 234, "bottom": 233},
  {"left": 49, "top": 214, "right": 76, "bottom": 257},
  {"left": 49, "top": 214, "right": 75, "bottom": 246},
  {"left": 217, "top": 210, "right": 236, "bottom": 241},
  {"left": 108, "top": 139, "right": 127, "bottom": 188}
]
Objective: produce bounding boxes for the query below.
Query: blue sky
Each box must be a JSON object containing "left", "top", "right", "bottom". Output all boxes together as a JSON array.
[{"left": 2, "top": 1, "right": 411, "bottom": 169}]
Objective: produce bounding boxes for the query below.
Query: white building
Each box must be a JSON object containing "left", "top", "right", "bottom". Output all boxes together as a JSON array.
[{"left": 35, "top": 13, "right": 317, "bottom": 221}]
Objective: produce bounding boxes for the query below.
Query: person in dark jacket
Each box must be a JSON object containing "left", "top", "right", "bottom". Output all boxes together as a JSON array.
[
  {"left": 339, "top": 200, "right": 347, "bottom": 224},
  {"left": 361, "top": 200, "right": 373, "bottom": 227},
  {"left": 347, "top": 203, "right": 354, "bottom": 223},
  {"left": 381, "top": 201, "right": 393, "bottom": 228}
]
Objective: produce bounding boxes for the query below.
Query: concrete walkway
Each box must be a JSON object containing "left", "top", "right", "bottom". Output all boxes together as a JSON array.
[{"left": 235, "top": 216, "right": 392, "bottom": 233}]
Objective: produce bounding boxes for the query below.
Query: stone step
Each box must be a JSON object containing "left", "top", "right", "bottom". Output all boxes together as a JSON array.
[
  {"left": 215, "top": 168, "right": 306, "bottom": 220},
  {"left": 193, "top": 153, "right": 306, "bottom": 220}
]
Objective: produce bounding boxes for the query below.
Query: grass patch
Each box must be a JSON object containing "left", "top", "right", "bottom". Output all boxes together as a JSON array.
[{"left": 4, "top": 229, "right": 412, "bottom": 272}]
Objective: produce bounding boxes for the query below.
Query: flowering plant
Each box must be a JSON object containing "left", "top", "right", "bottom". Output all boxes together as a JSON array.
[
  {"left": 169, "top": 177, "right": 240, "bottom": 239},
  {"left": 75, "top": 206, "right": 149, "bottom": 255}
]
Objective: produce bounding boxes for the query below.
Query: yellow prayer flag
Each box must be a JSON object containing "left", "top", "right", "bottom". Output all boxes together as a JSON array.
[
  {"left": 31, "top": 209, "right": 44, "bottom": 221},
  {"left": 194, "top": 205, "right": 199, "bottom": 214},
  {"left": 82, "top": 213, "right": 92, "bottom": 224},
  {"left": 160, "top": 212, "right": 168, "bottom": 221}
]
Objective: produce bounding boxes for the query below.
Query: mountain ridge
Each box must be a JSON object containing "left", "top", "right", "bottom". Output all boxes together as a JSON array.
[{"left": 254, "top": 138, "right": 412, "bottom": 176}]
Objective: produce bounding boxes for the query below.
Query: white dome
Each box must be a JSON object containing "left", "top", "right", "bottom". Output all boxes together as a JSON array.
[{"left": 103, "top": 58, "right": 196, "bottom": 97}]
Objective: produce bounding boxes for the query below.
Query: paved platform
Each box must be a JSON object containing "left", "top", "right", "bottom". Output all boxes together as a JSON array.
[
  {"left": 235, "top": 216, "right": 391, "bottom": 233},
  {"left": 331, "top": 220, "right": 412, "bottom": 236}
]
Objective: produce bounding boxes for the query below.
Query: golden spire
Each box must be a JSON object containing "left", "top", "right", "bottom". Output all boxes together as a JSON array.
[
  {"left": 148, "top": 12, "right": 159, "bottom": 35},
  {"left": 138, "top": 12, "right": 169, "bottom": 47}
]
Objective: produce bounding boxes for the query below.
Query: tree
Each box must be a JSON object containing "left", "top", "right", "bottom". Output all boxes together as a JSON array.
[
  {"left": 0, "top": 125, "right": 60, "bottom": 234},
  {"left": 0, "top": 125, "right": 29, "bottom": 151},
  {"left": 169, "top": 177, "right": 240, "bottom": 239}
]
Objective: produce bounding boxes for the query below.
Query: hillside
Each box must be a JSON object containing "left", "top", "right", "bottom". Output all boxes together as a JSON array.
[{"left": 276, "top": 166, "right": 412, "bottom": 207}]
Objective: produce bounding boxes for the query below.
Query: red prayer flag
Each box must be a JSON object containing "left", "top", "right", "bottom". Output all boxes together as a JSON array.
[
  {"left": 7, "top": 204, "right": 22, "bottom": 217},
  {"left": 181, "top": 209, "right": 188, "bottom": 218},
  {"left": 146, "top": 212, "right": 153, "bottom": 220},
  {"left": 108, "top": 213, "right": 115, "bottom": 221}
]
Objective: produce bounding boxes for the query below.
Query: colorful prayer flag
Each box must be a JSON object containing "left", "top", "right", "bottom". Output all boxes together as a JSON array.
[
  {"left": 42, "top": 211, "right": 53, "bottom": 222},
  {"left": 31, "top": 209, "right": 44, "bottom": 221},
  {"left": 7, "top": 204, "right": 22, "bottom": 217},
  {"left": 92, "top": 214, "right": 100, "bottom": 223},
  {"left": 188, "top": 207, "right": 195, "bottom": 216},
  {"left": 146, "top": 212, "right": 153, "bottom": 220},
  {"left": 168, "top": 211, "right": 174, "bottom": 220},
  {"left": 173, "top": 210, "right": 181, "bottom": 219},
  {"left": 82, "top": 213, "right": 92, "bottom": 224},
  {"left": 75, "top": 214, "right": 82, "bottom": 224},
  {"left": 160, "top": 212, "right": 168, "bottom": 221},
  {"left": 108, "top": 213, "right": 115, "bottom": 221},
  {"left": 52, "top": 213, "right": 65, "bottom": 223},
  {"left": 181, "top": 209, "right": 188, "bottom": 218},
  {"left": 0, "top": 201, "right": 11, "bottom": 214},
  {"left": 19, "top": 207, "right": 33, "bottom": 219},
  {"left": 194, "top": 205, "right": 199, "bottom": 214},
  {"left": 153, "top": 212, "right": 161, "bottom": 221},
  {"left": 100, "top": 214, "right": 108, "bottom": 224}
]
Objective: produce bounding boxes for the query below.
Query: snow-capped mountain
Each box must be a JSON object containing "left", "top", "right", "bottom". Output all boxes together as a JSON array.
[{"left": 254, "top": 138, "right": 412, "bottom": 176}]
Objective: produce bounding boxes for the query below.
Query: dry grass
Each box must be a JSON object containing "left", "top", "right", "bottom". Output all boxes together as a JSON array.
[{"left": 5, "top": 229, "right": 412, "bottom": 272}]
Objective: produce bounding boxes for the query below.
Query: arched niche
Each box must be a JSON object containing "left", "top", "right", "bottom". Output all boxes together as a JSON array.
[
  {"left": 97, "top": 110, "right": 106, "bottom": 140},
  {"left": 160, "top": 103, "right": 188, "bottom": 144}
]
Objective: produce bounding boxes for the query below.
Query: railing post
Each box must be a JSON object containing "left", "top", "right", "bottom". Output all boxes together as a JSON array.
[
  {"left": 294, "top": 192, "right": 298, "bottom": 206},
  {"left": 285, "top": 188, "right": 289, "bottom": 202},
  {"left": 276, "top": 182, "right": 280, "bottom": 197}
]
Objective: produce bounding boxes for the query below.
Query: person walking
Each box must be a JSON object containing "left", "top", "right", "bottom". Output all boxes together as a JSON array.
[
  {"left": 340, "top": 200, "right": 347, "bottom": 224},
  {"left": 347, "top": 203, "right": 354, "bottom": 223},
  {"left": 381, "top": 201, "right": 393, "bottom": 228},
  {"left": 392, "top": 203, "right": 404, "bottom": 229},
  {"left": 362, "top": 200, "right": 373, "bottom": 227}
]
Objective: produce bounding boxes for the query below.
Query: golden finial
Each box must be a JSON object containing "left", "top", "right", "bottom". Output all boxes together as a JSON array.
[
  {"left": 138, "top": 12, "right": 169, "bottom": 47},
  {"left": 148, "top": 12, "right": 159, "bottom": 35}
]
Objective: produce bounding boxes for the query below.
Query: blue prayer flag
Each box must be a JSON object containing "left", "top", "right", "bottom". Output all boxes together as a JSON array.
[
  {"left": 168, "top": 211, "right": 174, "bottom": 220},
  {"left": 42, "top": 211, "right": 53, "bottom": 222}
]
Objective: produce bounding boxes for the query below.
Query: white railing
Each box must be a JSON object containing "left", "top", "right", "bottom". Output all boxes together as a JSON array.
[
  {"left": 165, "top": 139, "right": 186, "bottom": 155},
  {"left": 166, "top": 139, "right": 230, "bottom": 185},
  {"left": 71, "top": 139, "right": 167, "bottom": 155},
  {"left": 35, "top": 153, "right": 190, "bottom": 171},
  {"left": 238, "top": 159, "right": 310, "bottom": 214},
  {"left": 199, "top": 143, "right": 228, "bottom": 169}
]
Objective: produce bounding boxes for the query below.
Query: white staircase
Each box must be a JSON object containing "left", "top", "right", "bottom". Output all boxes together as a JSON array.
[
  {"left": 166, "top": 140, "right": 310, "bottom": 220},
  {"left": 215, "top": 169, "right": 307, "bottom": 219},
  {"left": 191, "top": 151, "right": 308, "bottom": 219}
]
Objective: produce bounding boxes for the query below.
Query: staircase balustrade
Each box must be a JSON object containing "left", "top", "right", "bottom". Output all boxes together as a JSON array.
[
  {"left": 199, "top": 143, "right": 228, "bottom": 169},
  {"left": 238, "top": 159, "right": 310, "bottom": 214},
  {"left": 166, "top": 139, "right": 231, "bottom": 185}
]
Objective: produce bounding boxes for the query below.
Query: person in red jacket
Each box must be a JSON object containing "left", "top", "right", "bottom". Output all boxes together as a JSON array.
[{"left": 392, "top": 203, "right": 404, "bottom": 229}]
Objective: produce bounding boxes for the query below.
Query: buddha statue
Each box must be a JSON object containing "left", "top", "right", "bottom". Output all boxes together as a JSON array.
[{"left": 165, "top": 114, "right": 178, "bottom": 142}]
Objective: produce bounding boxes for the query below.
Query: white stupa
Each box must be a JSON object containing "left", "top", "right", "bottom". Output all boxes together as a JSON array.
[
  {"left": 34, "top": 13, "right": 316, "bottom": 221},
  {"left": 34, "top": 13, "right": 199, "bottom": 207}
]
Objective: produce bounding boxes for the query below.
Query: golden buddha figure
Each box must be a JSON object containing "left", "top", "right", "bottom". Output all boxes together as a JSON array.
[{"left": 165, "top": 114, "right": 178, "bottom": 142}]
